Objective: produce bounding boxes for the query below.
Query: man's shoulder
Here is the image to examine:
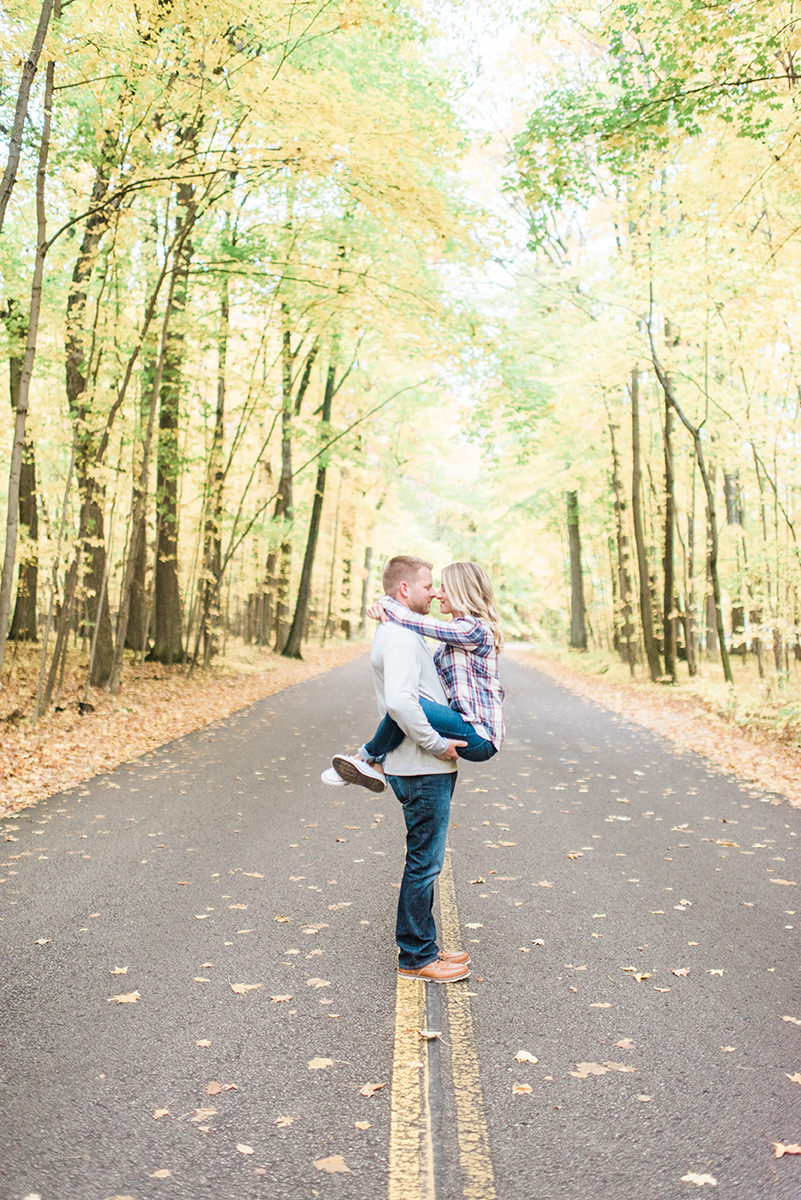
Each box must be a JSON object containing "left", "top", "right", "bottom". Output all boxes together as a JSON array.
[{"left": 373, "top": 622, "right": 419, "bottom": 647}]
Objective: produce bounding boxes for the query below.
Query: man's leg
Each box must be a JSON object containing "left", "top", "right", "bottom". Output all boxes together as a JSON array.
[{"left": 387, "top": 772, "right": 456, "bottom": 969}]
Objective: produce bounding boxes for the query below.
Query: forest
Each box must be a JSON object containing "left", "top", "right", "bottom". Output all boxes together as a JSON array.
[{"left": 2, "top": 0, "right": 801, "bottom": 721}]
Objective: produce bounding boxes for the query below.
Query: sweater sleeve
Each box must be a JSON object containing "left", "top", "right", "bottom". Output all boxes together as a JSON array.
[
  {"left": 379, "top": 595, "right": 489, "bottom": 653},
  {"left": 380, "top": 626, "right": 449, "bottom": 756}
]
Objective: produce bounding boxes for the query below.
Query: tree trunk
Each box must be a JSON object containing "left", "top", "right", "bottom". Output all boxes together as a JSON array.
[
  {"left": 630, "top": 369, "right": 661, "bottom": 681},
  {"left": 4, "top": 307, "right": 38, "bottom": 641},
  {"left": 0, "top": 0, "right": 54, "bottom": 235},
  {"left": 0, "top": 44, "right": 54, "bottom": 677},
  {"left": 151, "top": 142, "right": 198, "bottom": 665},
  {"left": 566, "top": 490, "right": 587, "bottom": 650},
  {"left": 283, "top": 352, "right": 337, "bottom": 659},
  {"left": 662, "top": 393, "right": 677, "bottom": 682},
  {"left": 607, "top": 416, "right": 636, "bottom": 673},
  {"left": 647, "top": 318, "right": 732, "bottom": 684}
]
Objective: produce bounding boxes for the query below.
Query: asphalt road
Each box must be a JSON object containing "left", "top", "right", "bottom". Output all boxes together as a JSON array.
[{"left": 1, "top": 653, "right": 800, "bottom": 1200}]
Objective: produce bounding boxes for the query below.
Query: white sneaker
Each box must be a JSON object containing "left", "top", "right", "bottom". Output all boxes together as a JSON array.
[
  {"left": 321, "top": 767, "right": 347, "bottom": 786},
  {"left": 331, "top": 754, "right": 386, "bottom": 792}
]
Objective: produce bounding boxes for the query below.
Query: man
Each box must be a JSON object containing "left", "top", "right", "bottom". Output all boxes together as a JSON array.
[{"left": 361, "top": 555, "right": 470, "bottom": 983}]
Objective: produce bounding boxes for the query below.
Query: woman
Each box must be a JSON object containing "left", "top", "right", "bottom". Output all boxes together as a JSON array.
[{"left": 323, "top": 561, "right": 505, "bottom": 792}]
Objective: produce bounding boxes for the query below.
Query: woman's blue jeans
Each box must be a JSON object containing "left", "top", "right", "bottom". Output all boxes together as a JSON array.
[
  {"left": 387, "top": 771, "right": 457, "bottom": 969},
  {"left": 363, "top": 698, "right": 496, "bottom": 763}
]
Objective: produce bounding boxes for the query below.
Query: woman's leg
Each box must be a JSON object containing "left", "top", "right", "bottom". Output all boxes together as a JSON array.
[
  {"left": 418, "top": 698, "right": 497, "bottom": 762},
  {"left": 362, "top": 699, "right": 496, "bottom": 764},
  {"left": 362, "top": 713, "right": 405, "bottom": 761}
]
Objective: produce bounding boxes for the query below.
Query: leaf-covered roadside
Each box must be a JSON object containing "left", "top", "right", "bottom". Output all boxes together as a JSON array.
[
  {"left": 510, "top": 647, "right": 801, "bottom": 809},
  {"left": 0, "top": 641, "right": 365, "bottom": 818}
]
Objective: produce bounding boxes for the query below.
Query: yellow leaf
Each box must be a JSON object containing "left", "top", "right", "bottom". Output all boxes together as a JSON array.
[
  {"left": 274, "top": 1115, "right": 294, "bottom": 1127},
  {"left": 774, "top": 1143, "right": 801, "bottom": 1158},
  {"left": 512, "top": 1083, "right": 533, "bottom": 1094},
  {"left": 306, "top": 978, "right": 331, "bottom": 989},
  {"left": 355, "top": 1121, "right": 371, "bottom": 1130},
  {"left": 314, "top": 1155, "right": 350, "bottom": 1173},
  {"left": 570, "top": 1062, "right": 608, "bottom": 1078},
  {"left": 236, "top": 1144, "right": 254, "bottom": 1155},
  {"left": 152, "top": 1108, "right": 170, "bottom": 1120},
  {"left": 307, "top": 1057, "right": 334, "bottom": 1070},
  {"left": 680, "top": 1171, "right": 718, "bottom": 1185},
  {"left": 108, "top": 991, "right": 140, "bottom": 1004},
  {"left": 360, "top": 1081, "right": 386, "bottom": 1097},
  {"left": 110, "top": 966, "right": 128, "bottom": 975},
  {"left": 515, "top": 1050, "right": 538, "bottom": 1063},
  {"left": 150, "top": 1169, "right": 172, "bottom": 1179},
  {"left": 229, "top": 982, "right": 262, "bottom": 994},
  {"left": 786, "top": 1073, "right": 801, "bottom": 1086}
]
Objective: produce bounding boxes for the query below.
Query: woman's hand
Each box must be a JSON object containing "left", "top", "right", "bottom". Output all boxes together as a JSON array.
[{"left": 366, "top": 601, "right": 388, "bottom": 622}]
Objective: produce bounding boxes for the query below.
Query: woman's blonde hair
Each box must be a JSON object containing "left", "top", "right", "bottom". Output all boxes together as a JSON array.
[{"left": 441, "top": 561, "right": 504, "bottom": 652}]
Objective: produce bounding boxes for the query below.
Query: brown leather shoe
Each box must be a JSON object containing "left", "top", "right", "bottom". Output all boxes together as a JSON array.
[
  {"left": 398, "top": 958, "right": 470, "bottom": 983},
  {"left": 438, "top": 949, "right": 470, "bottom": 965}
]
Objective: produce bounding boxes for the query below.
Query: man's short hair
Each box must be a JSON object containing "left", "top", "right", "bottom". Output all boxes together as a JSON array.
[{"left": 382, "top": 555, "right": 432, "bottom": 597}]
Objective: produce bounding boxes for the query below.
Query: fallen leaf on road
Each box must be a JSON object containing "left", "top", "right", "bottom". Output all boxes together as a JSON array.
[
  {"left": 590, "top": 1003, "right": 612, "bottom": 1008},
  {"left": 150, "top": 1170, "right": 172, "bottom": 1179},
  {"left": 786, "top": 1073, "right": 801, "bottom": 1086},
  {"left": 274, "top": 1116, "right": 294, "bottom": 1127},
  {"left": 204, "top": 1082, "right": 237, "bottom": 1095},
  {"left": 196, "top": 1039, "right": 212, "bottom": 1047},
  {"left": 515, "top": 1051, "right": 538, "bottom": 1063},
  {"left": 314, "top": 1155, "right": 350, "bottom": 1173},
  {"left": 773, "top": 1143, "right": 801, "bottom": 1158},
  {"left": 308, "top": 1058, "right": 334, "bottom": 1070},
  {"left": 360, "top": 1081, "right": 386, "bottom": 1097},
  {"left": 633, "top": 973, "right": 651, "bottom": 983},
  {"left": 236, "top": 1144, "right": 254, "bottom": 1155},
  {"left": 274, "top": 915, "right": 290, "bottom": 923},
  {"left": 152, "top": 1109, "right": 170, "bottom": 1120},
  {"left": 570, "top": 1063, "right": 609, "bottom": 1078},
  {"left": 782, "top": 1016, "right": 801, "bottom": 1026},
  {"left": 34, "top": 938, "right": 51, "bottom": 945},
  {"left": 537, "top": 881, "right": 554, "bottom": 888},
  {"left": 416, "top": 1030, "right": 441, "bottom": 1040},
  {"left": 604, "top": 1062, "right": 636, "bottom": 1073},
  {"left": 306, "top": 978, "right": 330, "bottom": 989},
  {"left": 355, "top": 1120, "right": 371, "bottom": 1130},
  {"left": 270, "top": 994, "right": 292, "bottom": 1003},
  {"left": 512, "top": 1083, "right": 533, "bottom": 1094},
  {"left": 108, "top": 991, "right": 140, "bottom": 1004},
  {"left": 672, "top": 968, "right": 690, "bottom": 977},
  {"left": 465, "top": 923, "right": 483, "bottom": 929},
  {"left": 770, "top": 879, "right": 797, "bottom": 886},
  {"left": 110, "top": 966, "right": 128, "bottom": 975},
  {"left": 615, "top": 1039, "right": 635, "bottom": 1050},
  {"left": 229, "top": 982, "right": 262, "bottom": 994},
  {"left": 680, "top": 1172, "right": 717, "bottom": 1185},
  {"left": 190, "top": 1107, "right": 216, "bottom": 1123}
]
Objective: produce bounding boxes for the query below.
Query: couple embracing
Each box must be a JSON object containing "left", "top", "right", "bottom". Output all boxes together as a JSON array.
[{"left": 323, "top": 555, "right": 505, "bottom": 984}]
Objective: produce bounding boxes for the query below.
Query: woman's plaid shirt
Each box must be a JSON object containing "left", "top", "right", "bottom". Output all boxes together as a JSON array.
[{"left": 381, "top": 596, "right": 505, "bottom": 749}]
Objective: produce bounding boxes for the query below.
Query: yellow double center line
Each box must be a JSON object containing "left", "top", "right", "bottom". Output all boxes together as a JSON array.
[{"left": 388, "top": 851, "right": 497, "bottom": 1200}]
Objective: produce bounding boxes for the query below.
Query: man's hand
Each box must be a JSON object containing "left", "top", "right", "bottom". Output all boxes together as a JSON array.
[{"left": 436, "top": 739, "right": 467, "bottom": 761}]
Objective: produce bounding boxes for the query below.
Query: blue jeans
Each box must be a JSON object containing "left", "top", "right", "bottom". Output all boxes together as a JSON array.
[
  {"left": 363, "top": 698, "right": 496, "bottom": 764},
  {"left": 387, "top": 772, "right": 457, "bottom": 969}
]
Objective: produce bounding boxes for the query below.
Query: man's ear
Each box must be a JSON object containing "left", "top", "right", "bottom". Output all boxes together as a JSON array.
[{"left": 397, "top": 580, "right": 410, "bottom": 599}]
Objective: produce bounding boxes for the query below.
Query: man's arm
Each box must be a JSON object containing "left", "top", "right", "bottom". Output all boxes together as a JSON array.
[{"left": 379, "top": 626, "right": 450, "bottom": 757}]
